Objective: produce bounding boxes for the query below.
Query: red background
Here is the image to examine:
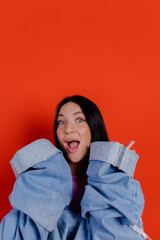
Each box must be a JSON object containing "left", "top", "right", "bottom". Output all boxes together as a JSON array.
[{"left": 0, "top": 1, "right": 159, "bottom": 239}]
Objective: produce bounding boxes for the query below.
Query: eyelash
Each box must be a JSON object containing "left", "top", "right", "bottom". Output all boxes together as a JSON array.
[
  {"left": 57, "top": 120, "right": 64, "bottom": 125},
  {"left": 57, "top": 118, "right": 85, "bottom": 126},
  {"left": 76, "top": 118, "right": 85, "bottom": 123}
]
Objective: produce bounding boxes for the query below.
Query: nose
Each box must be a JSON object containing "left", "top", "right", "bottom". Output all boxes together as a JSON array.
[{"left": 65, "top": 121, "right": 75, "bottom": 134}]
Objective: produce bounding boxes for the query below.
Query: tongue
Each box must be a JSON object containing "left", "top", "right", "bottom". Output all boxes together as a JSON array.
[{"left": 69, "top": 141, "right": 79, "bottom": 150}]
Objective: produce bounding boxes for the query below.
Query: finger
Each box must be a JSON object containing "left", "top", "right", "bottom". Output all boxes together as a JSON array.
[{"left": 126, "top": 140, "right": 135, "bottom": 150}]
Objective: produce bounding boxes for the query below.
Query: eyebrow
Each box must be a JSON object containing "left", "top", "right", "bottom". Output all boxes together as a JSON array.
[
  {"left": 73, "top": 111, "right": 83, "bottom": 116},
  {"left": 58, "top": 111, "right": 83, "bottom": 117}
]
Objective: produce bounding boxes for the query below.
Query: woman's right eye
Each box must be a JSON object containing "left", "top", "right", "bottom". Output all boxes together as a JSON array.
[{"left": 58, "top": 120, "right": 64, "bottom": 125}]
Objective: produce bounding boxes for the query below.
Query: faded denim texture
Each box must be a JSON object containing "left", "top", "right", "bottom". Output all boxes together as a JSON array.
[{"left": 0, "top": 139, "right": 146, "bottom": 239}]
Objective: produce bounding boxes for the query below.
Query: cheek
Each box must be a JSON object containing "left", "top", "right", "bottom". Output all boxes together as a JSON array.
[
  {"left": 82, "top": 127, "right": 91, "bottom": 145},
  {"left": 56, "top": 128, "right": 63, "bottom": 143},
  {"left": 87, "top": 131, "right": 92, "bottom": 145}
]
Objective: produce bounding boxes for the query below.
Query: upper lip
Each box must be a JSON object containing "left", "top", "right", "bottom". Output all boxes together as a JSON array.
[{"left": 64, "top": 138, "right": 80, "bottom": 143}]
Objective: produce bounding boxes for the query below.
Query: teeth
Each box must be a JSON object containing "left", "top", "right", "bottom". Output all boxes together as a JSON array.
[{"left": 67, "top": 140, "right": 79, "bottom": 143}]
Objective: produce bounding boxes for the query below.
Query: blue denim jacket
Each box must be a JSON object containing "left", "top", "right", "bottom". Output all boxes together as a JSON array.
[{"left": 0, "top": 139, "right": 149, "bottom": 239}]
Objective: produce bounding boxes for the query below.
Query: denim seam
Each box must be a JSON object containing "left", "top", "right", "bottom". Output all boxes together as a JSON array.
[
  {"left": 11, "top": 160, "right": 21, "bottom": 177},
  {"left": 135, "top": 181, "right": 139, "bottom": 222},
  {"left": 116, "top": 146, "right": 126, "bottom": 168},
  {"left": 114, "top": 145, "right": 128, "bottom": 170},
  {"left": 129, "top": 225, "right": 152, "bottom": 239},
  {"left": 114, "top": 144, "right": 123, "bottom": 167},
  {"left": 119, "top": 148, "right": 128, "bottom": 170},
  {"left": 132, "top": 180, "right": 138, "bottom": 224}
]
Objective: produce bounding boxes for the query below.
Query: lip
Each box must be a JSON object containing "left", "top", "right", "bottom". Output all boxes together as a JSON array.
[
  {"left": 64, "top": 138, "right": 80, "bottom": 153},
  {"left": 64, "top": 138, "right": 80, "bottom": 143}
]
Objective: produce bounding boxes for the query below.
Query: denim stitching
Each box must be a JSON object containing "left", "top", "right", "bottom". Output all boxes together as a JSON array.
[
  {"left": 114, "top": 144, "right": 123, "bottom": 167},
  {"left": 119, "top": 148, "right": 128, "bottom": 170},
  {"left": 11, "top": 160, "right": 21, "bottom": 176},
  {"left": 116, "top": 146, "right": 126, "bottom": 168}
]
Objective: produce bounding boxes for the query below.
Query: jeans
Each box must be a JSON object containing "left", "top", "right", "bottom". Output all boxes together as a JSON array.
[{"left": 0, "top": 139, "right": 146, "bottom": 239}]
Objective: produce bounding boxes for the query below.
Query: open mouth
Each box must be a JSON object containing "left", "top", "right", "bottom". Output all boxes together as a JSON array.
[{"left": 66, "top": 140, "right": 80, "bottom": 152}]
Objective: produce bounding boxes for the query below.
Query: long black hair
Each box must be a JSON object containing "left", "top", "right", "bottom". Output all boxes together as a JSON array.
[{"left": 54, "top": 95, "right": 109, "bottom": 151}]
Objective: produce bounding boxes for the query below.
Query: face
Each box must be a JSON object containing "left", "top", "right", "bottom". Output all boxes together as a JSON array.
[{"left": 56, "top": 102, "right": 91, "bottom": 164}]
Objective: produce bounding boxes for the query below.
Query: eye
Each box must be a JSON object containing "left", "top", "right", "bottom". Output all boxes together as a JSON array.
[
  {"left": 76, "top": 118, "right": 85, "bottom": 123},
  {"left": 57, "top": 120, "right": 65, "bottom": 125}
]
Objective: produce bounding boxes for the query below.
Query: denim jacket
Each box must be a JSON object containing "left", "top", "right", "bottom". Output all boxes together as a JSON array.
[{"left": 0, "top": 139, "right": 149, "bottom": 239}]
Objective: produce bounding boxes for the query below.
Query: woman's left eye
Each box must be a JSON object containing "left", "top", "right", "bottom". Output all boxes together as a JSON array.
[{"left": 77, "top": 118, "right": 85, "bottom": 123}]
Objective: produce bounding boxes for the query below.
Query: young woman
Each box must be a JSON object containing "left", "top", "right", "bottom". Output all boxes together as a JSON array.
[{"left": 0, "top": 95, "right": 150, "bottom": 239}]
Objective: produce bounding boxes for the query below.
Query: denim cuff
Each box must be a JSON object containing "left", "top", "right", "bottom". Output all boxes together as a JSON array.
[
  {"left": 10, "top": 139, "right": 61, "bottom": 178},
  {"left": 90, "top": 141, "right": 139, "bottom": 177}
]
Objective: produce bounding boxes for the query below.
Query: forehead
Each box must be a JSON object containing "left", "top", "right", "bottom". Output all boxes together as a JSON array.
[{"left": 58, "top": 102, "right": 83, "bottom": 116}]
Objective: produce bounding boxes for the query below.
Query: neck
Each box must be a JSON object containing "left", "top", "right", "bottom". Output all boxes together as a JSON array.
[
  {"left": 65, "top": 153, "right": 89, "bottom": 176},
  {"left": 69, "top": 160, "right": 89, "bottom": 176}
]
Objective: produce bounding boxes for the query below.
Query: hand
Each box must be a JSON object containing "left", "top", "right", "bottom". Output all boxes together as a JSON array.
[{"left": 126, "top": 140, "right": 136, "bottom": 152}]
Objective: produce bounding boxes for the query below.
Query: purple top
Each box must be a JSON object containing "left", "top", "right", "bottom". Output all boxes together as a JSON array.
[{"left": 69, "top": 175, "right": 88, "bottom": 213}]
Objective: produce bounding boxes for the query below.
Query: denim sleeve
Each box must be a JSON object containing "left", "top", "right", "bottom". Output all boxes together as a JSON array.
[
  {"left": 81, "top": 141, "right": 146, "bottom": 240},
  {"left": 0, "top": 139, "right": 73, "bottom": 239},
  {"left": 0, "top": 209, "right": 49, "bottom": 240}
]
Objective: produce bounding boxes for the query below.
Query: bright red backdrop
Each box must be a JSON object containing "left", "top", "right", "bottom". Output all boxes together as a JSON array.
[{"left": 0, "top": 0, "right": 160, "bottom": 239}]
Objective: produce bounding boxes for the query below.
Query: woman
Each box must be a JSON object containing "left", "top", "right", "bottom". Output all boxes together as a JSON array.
[{"left": 0, "top": 95, "right": 150, "bottom": 239}]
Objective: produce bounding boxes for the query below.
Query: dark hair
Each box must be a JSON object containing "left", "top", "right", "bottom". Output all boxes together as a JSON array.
[{"left": 54, "top": 95, "right": 109, "bottom": 151}]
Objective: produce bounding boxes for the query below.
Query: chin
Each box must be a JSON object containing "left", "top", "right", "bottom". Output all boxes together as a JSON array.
[
  {"left": 69, "top": 154, "right": 90, "bottom": 165},
  {"left": 67, "top": 156, "right": 82, "bottom": 164}
]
